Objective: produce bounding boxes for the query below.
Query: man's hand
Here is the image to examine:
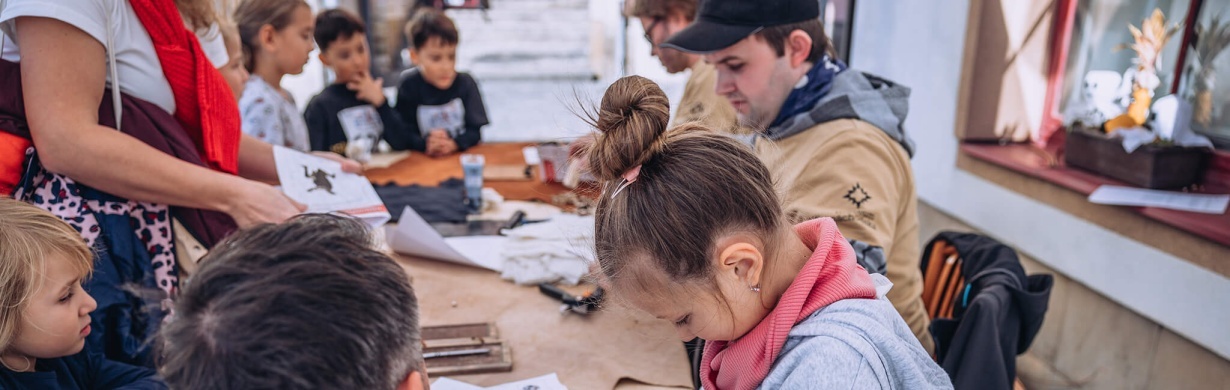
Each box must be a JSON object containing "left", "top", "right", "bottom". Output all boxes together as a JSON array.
[{"left": 346, "top": 71, "right": 386, "bottom": 107}]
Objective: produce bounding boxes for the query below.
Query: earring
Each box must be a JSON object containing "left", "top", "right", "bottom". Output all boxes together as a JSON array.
[{"left": 750, "top": 285, "right": 761, "bottom": 292}]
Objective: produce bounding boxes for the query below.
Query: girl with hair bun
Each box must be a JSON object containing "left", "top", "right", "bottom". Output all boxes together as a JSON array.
[{"left": 585, "top": 76, "right": 951, "bottom": 390}]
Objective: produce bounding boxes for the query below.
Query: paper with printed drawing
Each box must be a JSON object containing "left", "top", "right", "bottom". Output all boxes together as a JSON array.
[
  {"left": 273, "top": 146, "right": 390, "bottom": 226},
  {"left": 1088, "top": 185, "right": 1229, "bottom": 214},
  {"left": 388, "top": 206, "right": 506, "bottom": 271}
]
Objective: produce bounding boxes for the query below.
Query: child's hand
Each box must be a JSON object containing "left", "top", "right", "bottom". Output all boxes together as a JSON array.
[
  {"left": 426, "top": 138, "right": 458, "bottom": 157},
  {"left": 426, "top": 131, "right": 459, "bottom": 157},
  {"left": 346, "top": 71, "right": 386, "bottom": 107}
]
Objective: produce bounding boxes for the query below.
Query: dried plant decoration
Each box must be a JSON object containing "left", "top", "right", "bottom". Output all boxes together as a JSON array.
[
  {"left": 1191, "top": 16, "right": 1230, "bottom": 126},
  {"left": 1105, "top": 9, "right": 1183, "bottom": 133}
]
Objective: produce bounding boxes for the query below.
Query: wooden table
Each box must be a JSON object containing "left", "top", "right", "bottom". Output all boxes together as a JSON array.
[
  {"left": 393, "top": 256, "right": 692, "bottom": 389},
  {"left": 366, "top": 142, "right": 575, "bottom": 204},
  {"left": 369, "top": 143, "right": 691, "bottom": 389}
]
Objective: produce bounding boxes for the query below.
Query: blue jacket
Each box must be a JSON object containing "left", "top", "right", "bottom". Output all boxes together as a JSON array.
[{"left": 0, "top": 351, "right": 166, "bottom": 390}]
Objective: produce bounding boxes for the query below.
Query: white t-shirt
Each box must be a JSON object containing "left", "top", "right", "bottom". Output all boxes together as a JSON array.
[
  {"left": 0, "top": 0, "right": 178, "bottom": 113},
  {"left": 240, "top": 77, "right": 311, "bottom": 152}
]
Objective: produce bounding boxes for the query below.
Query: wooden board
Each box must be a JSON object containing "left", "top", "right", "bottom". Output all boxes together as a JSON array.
[{"left": 423, "top": 323, "right": 514, "bottom": 376}]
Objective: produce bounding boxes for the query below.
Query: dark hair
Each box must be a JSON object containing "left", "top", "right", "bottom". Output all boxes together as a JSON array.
[
  {"left": 405, "top": 8, "right": 459, "bottom": 50},
  {"left": 314, "top": 8, "right": 367, "bottom": 53},
  {"left": 234, "top": 0, "right": 310, "bottom": 72},
  {"left": 629, "top": 0, "right": 698, "bottom": 22},
  {"left": 753, "top": 19, "right": 834, "bottom": 64},
  {"left": 584, "top": 76, "right": 783, "bottom": 296},
  {"left": 158, "top": 214, "right": 422, "bottom": 390}
]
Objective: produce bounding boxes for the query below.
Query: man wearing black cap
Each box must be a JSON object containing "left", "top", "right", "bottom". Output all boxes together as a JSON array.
[{"left": 663, "top": 0, "right": 932, "bottom": 354}]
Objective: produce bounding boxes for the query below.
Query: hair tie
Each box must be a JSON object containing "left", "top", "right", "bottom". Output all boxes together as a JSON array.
[{"left": 610, "top": 165, "right": 642, "bottom": 199}]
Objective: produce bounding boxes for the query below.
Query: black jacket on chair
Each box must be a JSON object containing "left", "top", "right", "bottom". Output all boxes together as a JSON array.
[{"left": 923, "top": 232, "right": 1054, "bottom": 390}]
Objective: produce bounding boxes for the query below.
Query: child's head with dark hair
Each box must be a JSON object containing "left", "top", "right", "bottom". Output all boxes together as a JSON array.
[
  {"left": 583, "top": 76, "right": 789, "bottom": 343},
  {"left": 157, "top": 214, "right": 426, "bottom": 390},
  {"left": 314, "top": 8, "right": 373, "bottom": 84},
  {"left": 314, "top": 8, "right": 366, "bottom": 53},
  {"left": 404, "top": 8, "right": 459, "bottom": 90}
]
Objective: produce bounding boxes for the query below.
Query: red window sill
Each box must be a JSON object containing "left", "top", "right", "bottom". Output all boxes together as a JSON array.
[{"left": 959, "top": 143, "right": 1230, "bottom": 247}]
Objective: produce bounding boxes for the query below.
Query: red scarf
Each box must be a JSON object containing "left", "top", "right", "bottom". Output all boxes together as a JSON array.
[
  {"left": 129, "top": 0, "right": 240, "bottom": 174},
  {"left": 700, "top": 218, "right": 878, "bottom": 390}
]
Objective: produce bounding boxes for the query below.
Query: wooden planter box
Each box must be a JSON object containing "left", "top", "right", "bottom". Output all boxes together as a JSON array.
[{"left": 1064, "top": 129, "right": 1210, "bottom": 189}]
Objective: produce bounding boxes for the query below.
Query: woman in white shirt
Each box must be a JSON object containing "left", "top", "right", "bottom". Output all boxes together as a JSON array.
[{"left": 0, "top": 0, "right": 356, "bottom": 366}]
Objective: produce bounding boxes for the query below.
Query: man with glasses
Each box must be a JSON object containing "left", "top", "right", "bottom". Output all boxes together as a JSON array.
[{"left": 630, "top": 0, "right": 741, "bottom": 134}]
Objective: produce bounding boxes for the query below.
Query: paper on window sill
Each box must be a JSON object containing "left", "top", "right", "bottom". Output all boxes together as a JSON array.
[
  {"left": 388, "top": 206, "right": 506, "bottom": 271},
  {"left": 1088, "top": 185, "right": 1230, "bottom": 214}
]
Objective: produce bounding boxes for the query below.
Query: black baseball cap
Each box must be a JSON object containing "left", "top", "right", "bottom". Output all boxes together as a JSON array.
[{"left": 661, "top": 0, "right": 820, "bottom": 54}]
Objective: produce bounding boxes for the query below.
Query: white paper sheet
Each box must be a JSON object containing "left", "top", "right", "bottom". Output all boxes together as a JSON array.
[
  {"left": 485, "top": 373, "right": 568, "bottom": 390},
  {"left": 445, "top": 236, "right": 508, "bottom": 271},
  {"left": 431, "top": 374, "right": 567, "bottom": 390},
  {"left": 273, "top": 146, "right": 390, "bottom": 226},
  {"left": 430, "top": 377, "right": 484, "bottom": 390},
  {"left": 389, "top": 206, "right": 506, "bottom": 271},
  {"left": 522, "top": 146, "right": 541, "bottom": 165},
  {"left": 1088, "top": 185, "right": 1230, "bottom": 214}
]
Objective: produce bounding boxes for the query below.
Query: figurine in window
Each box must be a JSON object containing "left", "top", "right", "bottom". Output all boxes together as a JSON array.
[{"left": 1067, "top": 70, "right": 1125, "bottom": 126}]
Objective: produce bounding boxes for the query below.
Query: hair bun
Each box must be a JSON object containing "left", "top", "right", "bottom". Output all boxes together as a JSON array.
[{"left": 587, "top": 76, "right": 671, "bottom": 181}]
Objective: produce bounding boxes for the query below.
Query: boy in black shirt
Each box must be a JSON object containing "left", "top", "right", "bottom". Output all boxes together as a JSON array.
[
  {"left": 304, "top": 9, "right": 413, "bottom": 155},
  {"left": 397, "top": 9, "right": 489, "bottom": 157}
]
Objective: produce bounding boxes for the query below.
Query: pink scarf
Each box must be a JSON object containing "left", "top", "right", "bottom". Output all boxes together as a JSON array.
[{"left": 700, "top": 218, "right": 878, "bottom": 390}]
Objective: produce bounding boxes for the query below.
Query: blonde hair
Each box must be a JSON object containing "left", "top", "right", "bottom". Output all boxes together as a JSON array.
[
  {"left": 177, "top": 0, "right": 219, "bottom": 31},
  {"left": 0, "top": 197, "right": 93, "bottom": 355},
  {"left": 218, "top": 19, "right": 243, "bottom": 59}
]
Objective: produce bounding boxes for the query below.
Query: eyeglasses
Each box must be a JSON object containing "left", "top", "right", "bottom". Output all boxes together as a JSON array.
[{"left": 642, "top": 18, "right": 663, "bottom": 44}]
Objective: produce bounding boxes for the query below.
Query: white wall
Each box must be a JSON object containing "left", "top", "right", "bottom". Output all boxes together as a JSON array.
[{"left": 850, "top": 1, "right": 1230, "bottom": 360}]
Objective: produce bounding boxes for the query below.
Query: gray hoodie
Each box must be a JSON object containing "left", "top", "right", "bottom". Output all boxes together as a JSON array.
[
  {"left": 763, "top": 71, "right": 916, "bottom": 158},
  {"left": 758, "top": 275, "right": 953, "bottom": 389}
]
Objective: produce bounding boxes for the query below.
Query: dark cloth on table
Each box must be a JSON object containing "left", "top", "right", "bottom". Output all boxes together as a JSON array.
[{"left": 376, "top": 178, "right": 468, "bottom": 223}]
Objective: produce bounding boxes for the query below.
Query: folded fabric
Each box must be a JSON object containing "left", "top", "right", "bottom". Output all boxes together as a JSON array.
[
  {"left": 375, "top": 178, "right": 468, "bottom": 223},
  {"left": 499, "top": 214, "right": 595, "bottom": 285}
]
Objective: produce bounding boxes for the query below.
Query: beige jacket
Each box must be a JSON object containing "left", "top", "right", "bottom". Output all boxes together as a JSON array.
[
  {"left": 757, "top": 118, "right": 933, "bottom": 355},
  {"left": 672, "top": 61, "right": 742, "bottom": 134}
]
